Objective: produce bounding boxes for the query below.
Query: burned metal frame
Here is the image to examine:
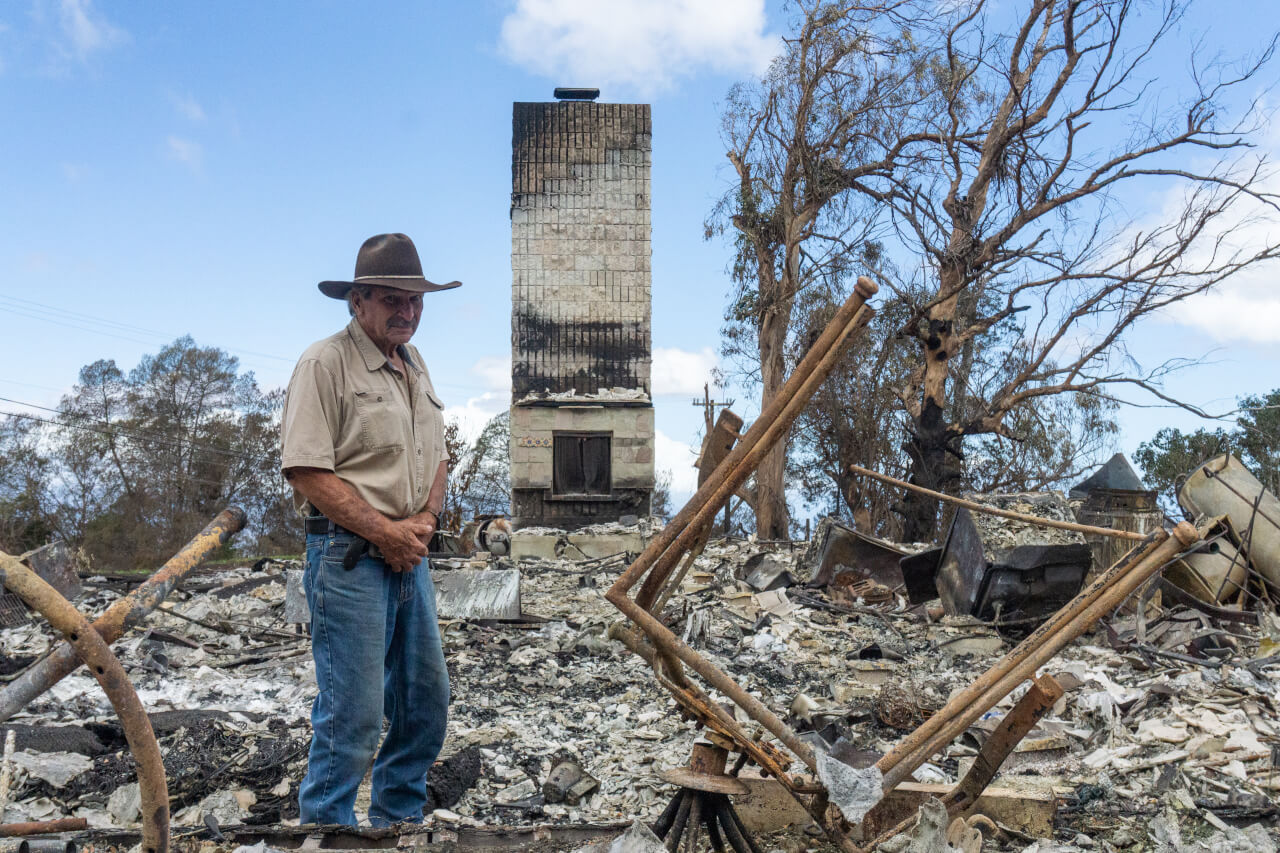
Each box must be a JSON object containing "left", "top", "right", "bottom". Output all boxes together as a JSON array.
[
  {"left": 0, "top": 508, "right": 247, "bottom": 853},
  {"left": 607, "top": 277, "right": 881, "bottom": 851},
  {"left": 604, "top": 273, "right": 1208, "bottom": 848},
  {"left": 0, "top": 555, "right": 169, "bottom": 853},
  {"left": 0, "top": 508, "right": 247, "bottom": 723}
]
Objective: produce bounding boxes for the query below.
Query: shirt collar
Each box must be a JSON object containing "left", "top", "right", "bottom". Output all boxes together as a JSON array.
[{"left": 346, "top": 318, "right": 422, "bottom": 374}]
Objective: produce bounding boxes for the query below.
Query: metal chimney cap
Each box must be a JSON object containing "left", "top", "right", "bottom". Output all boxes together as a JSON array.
[{"left": 554, "top": 87, "right": 600, "bottom": 101}]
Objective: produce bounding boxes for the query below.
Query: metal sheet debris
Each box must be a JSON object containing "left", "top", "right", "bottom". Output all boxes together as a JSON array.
[{"left": 432, "top": 569, "right": 522, "bottom": 621}]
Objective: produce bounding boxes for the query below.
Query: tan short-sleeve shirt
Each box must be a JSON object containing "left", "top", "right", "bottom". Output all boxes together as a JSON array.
[{"left": 281, "top": 318, "right": 448, "bottom": 519}]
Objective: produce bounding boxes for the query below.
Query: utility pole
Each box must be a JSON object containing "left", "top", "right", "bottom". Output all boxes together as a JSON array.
[
  {"left": 692, "top": 383, "right": 736, "bottom": 534},
  {"left": 691, "top": 383, "right": 734, "bottom": 433}
]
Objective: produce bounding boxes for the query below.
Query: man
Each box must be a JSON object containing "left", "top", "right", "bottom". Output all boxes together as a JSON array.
[{"left": 281, "top": 233, "right": 459, "bottom": 826}]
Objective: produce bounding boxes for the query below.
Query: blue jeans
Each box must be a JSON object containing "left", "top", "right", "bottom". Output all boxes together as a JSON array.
[{"left": 298, "top": 530, "right": 450, "bottom": 826}]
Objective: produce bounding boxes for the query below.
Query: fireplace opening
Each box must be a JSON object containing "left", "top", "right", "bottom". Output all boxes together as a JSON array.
[{"left": 553, "top": 432, "right": 612, "bottom": 496}]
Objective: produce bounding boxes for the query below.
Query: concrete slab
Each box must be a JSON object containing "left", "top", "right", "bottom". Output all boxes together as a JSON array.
[{"left": 510, "top": 532, "right": 646, "bottom": 561}]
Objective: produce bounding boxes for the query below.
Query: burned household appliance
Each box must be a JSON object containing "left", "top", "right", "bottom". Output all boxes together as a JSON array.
[{"left": 935, "top": 493, "right": 1092, "bottom": 625}]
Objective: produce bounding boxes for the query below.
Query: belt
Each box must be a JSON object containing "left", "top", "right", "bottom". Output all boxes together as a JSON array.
[{"left": 304, "top": 514, "right": 350, "bottom": 536}]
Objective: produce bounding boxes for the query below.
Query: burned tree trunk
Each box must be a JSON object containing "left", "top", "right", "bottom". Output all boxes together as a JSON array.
[
  {"left": 756, "top": 303, "right": 791, "bottom": 540},
  {"left": 899, "top": 263, "right": 965, "bottom": 542}
]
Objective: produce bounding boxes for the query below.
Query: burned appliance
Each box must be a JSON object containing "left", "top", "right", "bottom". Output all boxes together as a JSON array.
[{"left": 936, "top": 494, "right": 1092, "bottom": 625}]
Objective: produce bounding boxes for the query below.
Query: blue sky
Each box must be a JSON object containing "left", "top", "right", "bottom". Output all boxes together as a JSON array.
[{"left": 0, "top": 0, "right": 1277, "bottom": 513}]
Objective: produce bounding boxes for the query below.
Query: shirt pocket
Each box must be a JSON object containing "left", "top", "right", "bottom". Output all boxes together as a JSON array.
[{"left": 352, "top": 390, "right": 405, "bottom": 452}]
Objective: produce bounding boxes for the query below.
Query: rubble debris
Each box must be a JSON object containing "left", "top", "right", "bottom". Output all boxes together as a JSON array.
[
  {"left": 866, "top": 784, "right": 1056, "bottom": 841},
  {"left": 5, "top": 464, "right": 1280, "bottom": 853},
  {"left": 742, "top": 552, "right": 795, "bottom": 591},
  {"left": 576, "top": 819, "right": 666, "bottom": 853},
  {"left": 875, "top": 798, "right": 981, "bottom": 853},
  {"left": 282, "top": 570, "right": 308, "bottom": 626},
  {"left": 0, "top": 508, "right": 247, "bottom": 724},
  {"left": 515, "top": 387, "right": 650, "bottom": 405},
  {"left": 935, "top": 494, "right": 1092, "bottom": 625},
  {"left": 0, "top": 549, "right": 171, "bottom": 853}
]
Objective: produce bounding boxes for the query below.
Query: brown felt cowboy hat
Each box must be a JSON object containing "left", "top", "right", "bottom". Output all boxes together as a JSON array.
[{"left": 318, "top": 233, "right": 462, "bottom": 299}]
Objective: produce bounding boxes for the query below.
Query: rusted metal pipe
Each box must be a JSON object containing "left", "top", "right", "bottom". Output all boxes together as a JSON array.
[
  {"left": 0, "top": 820, "right": 88, "bottom": 838},
  {"left": 616, "top": 277, "right": 878, "bottom": 610},
  {"left": 0, "top": 508, "right": 246, "bottom": 723},
  {"left": 0, "top": 557, "right": 169, "bottom": 853},
  {"left": 634, "top": 295, "right": 876, "bottom": 608},
  {"left": 877, "top": 522, "right": 1201, "bottom": 791},
  {"left": 946, "top": 674, "right": 1064, "bottom": 812},
  {"left": 847, "top": 464, "right": 1146, "bottom": 541},
  {"left": 606, "top": 292, "right": 879, "bottom": 767},
  {"left": 861, "top": 675, "right": 1063, "bottom": 850}
]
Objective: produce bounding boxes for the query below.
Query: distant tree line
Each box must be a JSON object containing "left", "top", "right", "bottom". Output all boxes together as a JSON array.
[
  {"left": 0, "top": 338, "right": 289, "bottom": 571},
  {"left": 0, "top": 338, "right": 513, "bottom": 573}
]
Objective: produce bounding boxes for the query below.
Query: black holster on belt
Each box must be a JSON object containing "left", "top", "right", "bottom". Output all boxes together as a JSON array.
[{"left": 305, "top": 514, "right": 383, "bottom": 570}]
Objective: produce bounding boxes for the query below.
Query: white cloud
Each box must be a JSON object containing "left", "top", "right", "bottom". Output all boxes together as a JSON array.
[
  {"left": 53, "top": 0, "right": 126, "bottom": 62},
  {"left": 656, "top": 428, "right": 699, "bottom": 502},
  {"left": 1149, "top": 150, "right": 1280, "bottom": 345},
  {"left": 443, "top": 391, "right": 508, "bottom": 444},
  {"left": 442, "top": 355, "right": 513, "bottom": 442},
  {"left": 169, "top": 91, "right": 206, "bottom": 122},
  {"left": 471, "top": 354, "right": 513, "bottom": 393},
  {"left": 1164, "top": 276, "right": 1280, "bottom": 345},
  {"left": 498, "top": 0, "right": 779, "bottom": 94},
  {"left": 61, "top": 162, "right": 88, "bottom": 182},
  {"left": 652, "top": 346, "right": 717, "bottom": 397},
  {"left": 165, "top": 135, "right": 203, "bottom": 169}
]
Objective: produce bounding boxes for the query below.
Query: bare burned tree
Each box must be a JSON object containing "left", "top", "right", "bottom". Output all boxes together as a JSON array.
[
  {"left": 718, "top": 0, "right": 1280, "bottom": 541},
  {"left": 710, "top": 0, "right": 934, "bottom": 538}
]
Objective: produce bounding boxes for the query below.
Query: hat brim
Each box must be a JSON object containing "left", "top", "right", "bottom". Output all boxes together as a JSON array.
[{"left": 318, "top": 278, "right": 463, "bottom": 299}]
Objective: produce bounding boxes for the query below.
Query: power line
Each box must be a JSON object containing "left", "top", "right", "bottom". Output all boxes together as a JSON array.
[
  {"left": 0, "top": 407, "right": 275, "bottom": 467},
  {"left": 1, "top": 294, "right": 506, "bottom": 396}
]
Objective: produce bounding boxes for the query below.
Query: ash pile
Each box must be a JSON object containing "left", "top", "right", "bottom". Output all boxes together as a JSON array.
[{"left": 1, "top": 457, "right": 1279, "bottom": 851}]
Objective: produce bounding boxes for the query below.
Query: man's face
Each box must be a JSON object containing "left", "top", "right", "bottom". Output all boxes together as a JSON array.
[{"left": 354, "top": 285, "right": 424, "bottom": 353}]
